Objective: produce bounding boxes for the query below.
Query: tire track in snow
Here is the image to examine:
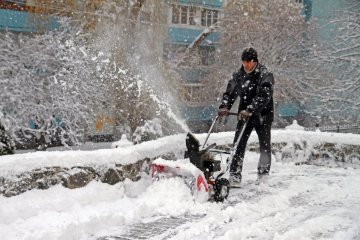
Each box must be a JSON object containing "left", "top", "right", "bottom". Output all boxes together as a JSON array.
[{"left": 97, "top": 215, "right": 204, "bottom": 240}]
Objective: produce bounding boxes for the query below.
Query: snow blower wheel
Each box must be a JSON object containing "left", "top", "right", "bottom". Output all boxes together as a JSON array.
[{"left": 214, "top": 178, "right": 230, "bottom": 202}]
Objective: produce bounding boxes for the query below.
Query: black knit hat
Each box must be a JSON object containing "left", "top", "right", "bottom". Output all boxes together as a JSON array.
[{"left": 241, "top": 47, "right": 258, "bottom": 62}]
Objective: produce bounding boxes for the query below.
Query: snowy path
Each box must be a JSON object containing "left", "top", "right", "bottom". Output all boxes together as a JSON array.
[
  {"left": 143, "top": 157, "right": 360, "bottom": 240},
  {"left": 1, "top": 152, "right": 359, "bottom": 240},
  {"left": 186, "top": 163, "right": 360, "bottom": 240}
]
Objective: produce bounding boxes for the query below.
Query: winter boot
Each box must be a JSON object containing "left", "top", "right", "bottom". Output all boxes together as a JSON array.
[
  {"left": 255, "top": 169, "right": 269, "bottom": 185},
  {"left": 229, "top": 172, "right": 242, "bottom": 188}
]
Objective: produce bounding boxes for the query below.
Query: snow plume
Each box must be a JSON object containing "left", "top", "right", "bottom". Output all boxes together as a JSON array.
[
  {"left": 90, "top": 3, "right": 189, "bottom": 136},
  {"left": 149, "top": 93, "right": 190, "bottom": 133}
]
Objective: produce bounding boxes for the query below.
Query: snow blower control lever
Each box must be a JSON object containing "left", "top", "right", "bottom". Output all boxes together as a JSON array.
[{"left": 203, "top": 112, "right": 239, "bottom": 147}]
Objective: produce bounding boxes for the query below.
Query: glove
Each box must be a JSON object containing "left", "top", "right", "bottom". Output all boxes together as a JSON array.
[
  {"left": 218, "top": 108, "right": 230, "bottom": 117},
  {"left": 238, "top": 110, "right": 253, "bottom": 121}
]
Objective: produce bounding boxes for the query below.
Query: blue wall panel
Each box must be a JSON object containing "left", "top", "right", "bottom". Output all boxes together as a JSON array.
[
  {"left": 181, "top": 105, "right": 216, "bottom": 121},
  {"left": 168, "top": 27, "right": 219, "bottom": 45},
  {"left": 278, "top": 103, "right": 301, "bottom": 117},
  {"left": 302, "top": 0, "right": 312, "bottom": 22},
  {"left": 173, "top": 0, "right": 222, "bottom": 8},
  {"left": 0, "top": 9, "right": 59, "bottom": 32}
]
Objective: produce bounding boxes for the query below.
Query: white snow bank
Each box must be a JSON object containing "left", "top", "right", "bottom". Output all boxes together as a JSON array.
[{"left": 0, "top": 129, "right": 359, "bottom": 177}]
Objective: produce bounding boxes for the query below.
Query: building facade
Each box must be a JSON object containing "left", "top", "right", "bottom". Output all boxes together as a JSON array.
[{"left": 164, "top": 0, "right": 223, "bottom": 132}]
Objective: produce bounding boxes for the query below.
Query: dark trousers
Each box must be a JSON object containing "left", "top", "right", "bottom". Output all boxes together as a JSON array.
[{"left": 230, "top": 118, "right": 272, "bottom": 175}]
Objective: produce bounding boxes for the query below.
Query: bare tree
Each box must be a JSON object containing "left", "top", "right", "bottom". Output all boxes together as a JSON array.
[
  {"left": 215, "top": 0, "right": 319, "bottom": 126},
  {"left": 302, "top": 0, "right": 360, "bottom": 126},
  {"left": 214, "top": 0, "right": 360, "bottom": 127}
]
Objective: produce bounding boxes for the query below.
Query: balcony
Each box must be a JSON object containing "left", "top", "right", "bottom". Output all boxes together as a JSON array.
[
  {"left": 0, "top": 9, "right": 59, "bottom": 32},
  {"left": 168, "top": 27, "right": 219, "bottom": 45}
]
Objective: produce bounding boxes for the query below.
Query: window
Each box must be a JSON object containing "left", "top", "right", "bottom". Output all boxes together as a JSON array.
[
  {"left": 201, "top": 9, "right": 218, "bottom": 27},
  {"left": 213, "top": 10, "right": 218, "bottom": 25},
  {"left": 189, "top": 6, "right": 195, "bottom": 25},
  {"left": 172, "top": 5, "right": 180, "bottom": 24},
  {"left": 172, "top": 5, "right": 196, "bottom": 25},
  {"left": 181, "top": 6, "right": 188, "bottom": 24},
  {"left": 172, "top": 5, "right": 218, "bottom": 26},
  {"left": 295, "top": 0, "right": 303, "bottom": 3}
]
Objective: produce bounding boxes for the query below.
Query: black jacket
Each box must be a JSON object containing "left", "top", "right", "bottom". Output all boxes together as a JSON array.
[{"left": 219, "top": 63, "right": 275, "bottom": 123}]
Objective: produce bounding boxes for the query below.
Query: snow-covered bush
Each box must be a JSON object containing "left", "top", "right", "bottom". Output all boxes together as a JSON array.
[
  {"left": 132, "top": 118, "right": 163, "bottom": 144},
  {"left": 0, "top": 118, "right": 15, "bottom": 156},
  {"left": 0, "top": 18, "right": 112, "bottom": 146}
]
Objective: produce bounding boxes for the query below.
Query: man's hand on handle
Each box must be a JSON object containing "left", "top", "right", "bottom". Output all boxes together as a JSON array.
[
  {"left": 218, "top": 108, "right": 230, "bottom": 117},
  {"left": 238, "top": 110, "right": 253, "bottom": 121}
]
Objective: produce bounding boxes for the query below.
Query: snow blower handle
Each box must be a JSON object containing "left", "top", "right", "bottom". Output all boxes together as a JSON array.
[
  {"left": 232, "top": 118, "right": 249, "bottom": 149},
  {"left": 202, "top": 112, "right": 239, "bottom": 147}
]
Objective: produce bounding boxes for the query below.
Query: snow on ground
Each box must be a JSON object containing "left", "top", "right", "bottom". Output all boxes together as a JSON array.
[{"left": 0, "top": 129, "right": 360, "bottom": 240}]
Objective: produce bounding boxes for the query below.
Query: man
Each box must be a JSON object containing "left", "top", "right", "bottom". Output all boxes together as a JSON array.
[{"left": 218, "top": 47, "right": 274, "bottom": 187}]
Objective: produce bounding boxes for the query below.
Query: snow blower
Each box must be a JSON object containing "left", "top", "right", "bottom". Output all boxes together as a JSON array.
[{"left": 151, "top": 113, "right": 248, "bottom": 202}]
